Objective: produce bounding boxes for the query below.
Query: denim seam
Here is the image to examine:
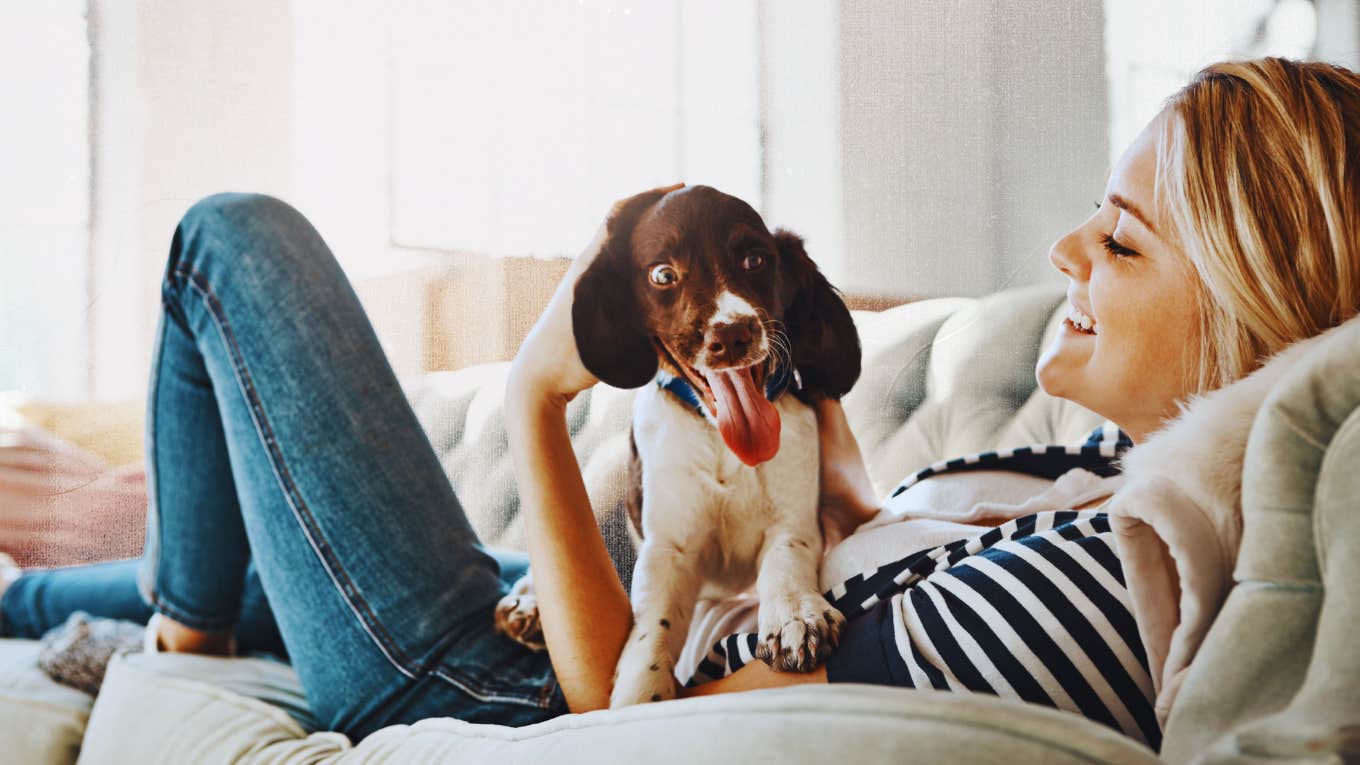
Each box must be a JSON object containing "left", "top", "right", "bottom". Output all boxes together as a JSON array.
[
  {"left": 144, "top": 296, "right": 167, "bottom": 611},
  {"left": 148, "top": 593, "right": 238, "bottom": 632},
  {"left": 172, "top": 263, "right": 422, "bottom": 680},
  {"left": 430, "top": 668, "right": 559, "bottom": 710},
  {"left": 144, "top": 293, "right": 251, "bottom": 633}
]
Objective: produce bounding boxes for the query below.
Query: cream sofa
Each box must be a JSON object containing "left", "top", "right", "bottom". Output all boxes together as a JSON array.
[{"left": 2, "top": 284, "right": 1355, "bottom": 763}]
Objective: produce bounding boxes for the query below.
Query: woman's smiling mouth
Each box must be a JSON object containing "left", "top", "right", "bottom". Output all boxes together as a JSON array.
[{"left": 1065, "top": 302, "right": 1098, "bottom": 335}]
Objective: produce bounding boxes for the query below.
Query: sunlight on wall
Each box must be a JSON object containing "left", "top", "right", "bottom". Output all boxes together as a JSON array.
[
  {"left": 1104, "top": 0, "right": 1320, "bottom": 167},
  {"left": 0, "top": 0, "right": 90, "bottom": 400},
  {"left": 386, "top": 0, "right": 760, "bottom": 258}
]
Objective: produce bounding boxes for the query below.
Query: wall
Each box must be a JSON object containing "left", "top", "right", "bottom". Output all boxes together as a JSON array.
[
  {"left": 835, "top": 1, "right": 1109, "bottom": 299},
  {"left": 0, "top": 1, "right": 90, "bottom": 400},
  {"left": 34, "top": 1, "right": 1353, "bottom": 402},
  {"left": 87, "top": 0, "right": 297, "bottom": 401},
  {"left": 20, "top": 1, "right": 1117, "bottom": 400}
]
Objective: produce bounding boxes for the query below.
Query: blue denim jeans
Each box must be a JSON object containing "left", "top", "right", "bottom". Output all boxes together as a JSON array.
[{"left": 0, "top": 193, "right": 566, "bottom": 739}]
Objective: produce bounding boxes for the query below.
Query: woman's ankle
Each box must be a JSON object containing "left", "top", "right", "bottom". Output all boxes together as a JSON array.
[
  {"left": 154, "top": 614, "right": 234, "bottom": 656},
  {"left": 0, "top": 553, "right": 21, "bottom": 603}
]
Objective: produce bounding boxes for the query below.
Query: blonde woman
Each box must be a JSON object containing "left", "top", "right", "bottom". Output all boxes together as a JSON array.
[{"left": 1, "top": 57, "right": 1355, "bottom": 751}]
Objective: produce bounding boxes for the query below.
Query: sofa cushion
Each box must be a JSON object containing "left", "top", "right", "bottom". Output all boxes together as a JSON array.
[
  {"left": 404, "top": 284, "right": 1104, "bottom": 581},
  {"left": 79, "top": 651, "right": 1160, "bottom": 764},
  {"left": 0, "top": 638, "right": 93, "bottom": 764}
]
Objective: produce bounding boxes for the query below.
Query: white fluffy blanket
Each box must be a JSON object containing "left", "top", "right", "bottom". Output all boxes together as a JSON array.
[{"left": 1109, "top": 325, "right": 1339, "bottom": 727}]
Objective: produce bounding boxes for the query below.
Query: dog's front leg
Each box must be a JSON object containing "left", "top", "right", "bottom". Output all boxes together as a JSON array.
[
  {"left": 610, "top": 539, "right": 701, "bottom": 708},
  {"left": 754, "top": 527, "right": 846, "bottom": 672}
]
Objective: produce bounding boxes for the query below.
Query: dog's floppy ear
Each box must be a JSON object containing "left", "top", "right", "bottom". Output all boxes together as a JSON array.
[
  {"left": 775, "top": 229, "right": 861, "bottom": 402},
  {"left": 571, "top": 190, "right": 669, "bottom": 389}
]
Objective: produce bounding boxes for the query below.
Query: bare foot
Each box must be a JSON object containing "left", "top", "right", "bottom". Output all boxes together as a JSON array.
[
  {"left": 0, "top": 553, "right": 21, "bottom": 602},
  {"left": 154, "top": 614, "right": 235, "bottom": 656},
  {"left": 494, "top": 574, "right": 546, "bottom": 651}
]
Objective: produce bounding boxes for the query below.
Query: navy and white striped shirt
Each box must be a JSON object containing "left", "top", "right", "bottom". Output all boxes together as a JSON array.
[{"left": 684, "top": 426, "right": 1161, "bottom": 749}]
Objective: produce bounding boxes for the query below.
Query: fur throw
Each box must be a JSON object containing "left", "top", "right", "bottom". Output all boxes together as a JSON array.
[{"left": 1109, "top": 326, "right": 1334, "bottom": 727}]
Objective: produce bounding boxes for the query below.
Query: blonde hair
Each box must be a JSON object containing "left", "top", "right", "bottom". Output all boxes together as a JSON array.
[{"left": 1157, "top": 57, "right": 1360, "bottom": 393}]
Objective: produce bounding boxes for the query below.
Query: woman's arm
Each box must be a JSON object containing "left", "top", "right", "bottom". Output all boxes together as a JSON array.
[
  {"left": 505, "top": 188, "right": 682, "bottom": 712},
  {"left": 813, "top": 398, "right": 882, "bottom": 548},
  {"left": 680, "top": 658, "right": 828, "bottom": 698},
  {"left": 504, "top": 384, "right": 632, "bottom": 712}
]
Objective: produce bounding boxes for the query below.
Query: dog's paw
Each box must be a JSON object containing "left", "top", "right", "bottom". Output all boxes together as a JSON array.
[
  {"left": 609, "top": 636, "right": 677, "bottom": 708},
  {"left": 494, "top": 578, "right": 546, "bottom": 652},
  {"left": 755, "top": 592, "right": 845, "bottom": 672}
]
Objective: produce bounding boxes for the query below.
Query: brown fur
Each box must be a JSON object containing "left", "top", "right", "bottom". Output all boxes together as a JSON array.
[{"left": 572, "top": 185, "right": 861, "bottom": 404}]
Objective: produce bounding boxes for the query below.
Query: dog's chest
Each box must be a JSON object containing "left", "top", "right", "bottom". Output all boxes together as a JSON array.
[{"left": 630, "top": 385, "right": 819, "bottom": 576}]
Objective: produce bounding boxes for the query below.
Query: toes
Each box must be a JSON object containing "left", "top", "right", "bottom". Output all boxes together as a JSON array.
[
  {"left": 757, "top": 599, "right": 845, "bottom": 672},
  {"left": 494, "top": 597, "right": 547, "bottom": 651}
]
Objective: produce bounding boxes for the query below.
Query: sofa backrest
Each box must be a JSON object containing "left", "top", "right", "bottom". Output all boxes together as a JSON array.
[
  {"left": 403, "top": 284, "right": 1104, "bottom": 564},
  {"left": 403, "top": 285, "right": 1360, "bottom": 761}
]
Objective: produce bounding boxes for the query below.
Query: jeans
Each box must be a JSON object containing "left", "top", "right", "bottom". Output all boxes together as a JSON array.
[{"left": 0, "top": 193, "right": 566, "bottom": 739}]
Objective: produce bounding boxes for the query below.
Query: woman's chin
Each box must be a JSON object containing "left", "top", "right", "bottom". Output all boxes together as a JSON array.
[{"left": 1035, "top": 341, "right": 1091, "bottom": 401}]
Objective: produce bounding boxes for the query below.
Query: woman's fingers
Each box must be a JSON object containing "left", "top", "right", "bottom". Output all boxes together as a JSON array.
[{"left": 509, "top": 184, "right": 684, "bottom": 403}]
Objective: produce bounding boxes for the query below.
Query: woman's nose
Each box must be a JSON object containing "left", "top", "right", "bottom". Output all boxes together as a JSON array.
[{"left": 1048, "top": 227, "right": 1091, "bottom": 281}]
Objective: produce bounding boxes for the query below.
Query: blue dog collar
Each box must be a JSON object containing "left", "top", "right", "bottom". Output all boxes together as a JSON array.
[{"left": 656, "top": 360, "right": 798, "bottom": 416}]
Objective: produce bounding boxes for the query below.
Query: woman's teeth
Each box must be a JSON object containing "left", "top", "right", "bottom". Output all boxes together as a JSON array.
[{"left": 1066, "top": 303, "right": 1097, "bottom": 334}]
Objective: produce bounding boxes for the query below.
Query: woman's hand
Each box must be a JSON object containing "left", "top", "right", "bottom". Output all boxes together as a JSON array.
[
  {"left": 507, "top": 184, "right": 684, "bottom": 408},
  {"left": 812, "top": 399, "right": 881, "bottom": 549},
  {"left": 503, "top": 185, "right": 681, "bottom": 713}
]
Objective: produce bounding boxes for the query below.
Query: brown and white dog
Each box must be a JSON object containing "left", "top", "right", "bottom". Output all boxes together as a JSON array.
[{"left": 496, "top": 185, "right": 861, "bottom": 707}]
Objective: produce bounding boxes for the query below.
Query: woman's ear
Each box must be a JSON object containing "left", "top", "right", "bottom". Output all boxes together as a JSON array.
[
  {"left": 571, "top": 190, "right": 669, "bottom": 389},
  {"left": 775, "top": 228, "right": 862, "bottom": 402}
]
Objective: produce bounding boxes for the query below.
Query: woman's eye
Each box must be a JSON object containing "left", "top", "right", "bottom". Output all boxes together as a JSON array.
[
  {"left": 1100, "top": 233, "right": 1139, "bottom": 259},
  {"left": 742, "top": 252, "right": 765, "bottom": 271},
  {"left": 649, "top": 264, "right": 679, "bottom": 286}
]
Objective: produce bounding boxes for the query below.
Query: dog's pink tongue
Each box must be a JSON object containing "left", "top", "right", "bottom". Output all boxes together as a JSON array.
[{"left": 704, "top": 366, "right": 781, "bottom": 466}]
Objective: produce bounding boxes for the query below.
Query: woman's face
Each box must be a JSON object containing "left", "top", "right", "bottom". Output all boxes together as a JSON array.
[{"left": 1036, "top": 117, "right": 1202, "bottom": 443}]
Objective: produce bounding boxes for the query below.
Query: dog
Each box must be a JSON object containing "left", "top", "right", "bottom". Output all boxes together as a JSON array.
[{"left": 495, "top": 185, "right": 862, "bottom": 708}]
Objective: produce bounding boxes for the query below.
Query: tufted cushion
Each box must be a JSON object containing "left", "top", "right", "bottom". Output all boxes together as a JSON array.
[
  {"left": 0, "top": 638, "right": 93, "bottom": 764},
  {"left": 80, "top": 651, "right": 1160, "bottom": 764},
  {"left": 404, "top": 284, "right": 1102, "bottom": 569}
]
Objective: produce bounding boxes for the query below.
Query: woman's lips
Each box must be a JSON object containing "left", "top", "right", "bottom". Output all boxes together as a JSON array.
[
  {"left": 1063, "top": 316, "right": 1097, "bottom": 336},
  {"left": 1066, "top": 302, "right": 1098, "bottom": 334}
]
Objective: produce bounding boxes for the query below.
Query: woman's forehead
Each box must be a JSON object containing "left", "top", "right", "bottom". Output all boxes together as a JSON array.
[{"left": 1106, "top": 120, "right": 1162, "bottom": 236}]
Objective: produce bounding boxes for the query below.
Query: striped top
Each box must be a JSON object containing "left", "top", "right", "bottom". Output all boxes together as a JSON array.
[
  {"left": 887, "top": 421, "right": 1133, "bottom": 498},
  {"left": 684, "top": 426, "right": 1161, "bottom": 750}
]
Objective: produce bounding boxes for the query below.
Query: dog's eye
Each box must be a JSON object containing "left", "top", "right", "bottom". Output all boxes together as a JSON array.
[
  {"left": 649, "top": 264, "right": 679, "bottom": 286},
  {"left": 742, "top": 253, "right": 765, "bottom": 272}
]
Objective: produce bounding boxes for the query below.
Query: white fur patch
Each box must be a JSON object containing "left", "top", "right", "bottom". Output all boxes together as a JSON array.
[
  {"left": 702, "top": 290, "right": 768, "bottom": 368},
  {"left": 1118, "top": 330, "right": 1328, "bottom": 546},
  {"left": 710, "top": 290, "right": 758, "bottom": 326},
  {"left": 608, "top": 385, "right": 837, "bottom": 707}
]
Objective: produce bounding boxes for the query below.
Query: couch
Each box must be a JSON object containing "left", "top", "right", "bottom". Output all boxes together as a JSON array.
[{"left": 1, "top": 284, "right": 1354, "bottom": 763}]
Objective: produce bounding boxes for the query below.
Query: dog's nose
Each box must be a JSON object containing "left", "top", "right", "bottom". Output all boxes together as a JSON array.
[{"left": 708, "top": 319, "right": 756, "bottom": 363}]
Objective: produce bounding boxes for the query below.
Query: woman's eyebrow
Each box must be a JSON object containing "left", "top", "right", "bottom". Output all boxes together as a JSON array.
[{"left": 1108, "top": 193, "right": 1158, "bottom": 235}]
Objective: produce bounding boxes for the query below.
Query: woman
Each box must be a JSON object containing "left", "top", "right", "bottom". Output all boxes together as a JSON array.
[{"left": 2, "top": 57, "right": 1356, "bottom": 749}]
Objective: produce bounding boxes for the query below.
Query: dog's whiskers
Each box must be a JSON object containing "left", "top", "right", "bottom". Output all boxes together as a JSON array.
[{"left": 758, "top": 315, "right": 794, "bottom": 374}]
